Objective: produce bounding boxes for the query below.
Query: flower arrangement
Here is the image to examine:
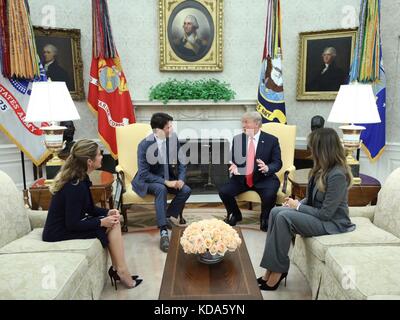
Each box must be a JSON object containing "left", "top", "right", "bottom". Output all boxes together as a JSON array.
[{"left": 180, "top": 218, "right": 242, "bottom": 256}]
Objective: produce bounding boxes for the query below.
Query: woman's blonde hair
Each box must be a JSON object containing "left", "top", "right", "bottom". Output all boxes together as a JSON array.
[
  {"left": 308, "top": 128, "right": 353, "bottom": 192},
  {"left": 50, "top": 139, "right": 99, "bottom": 194}
]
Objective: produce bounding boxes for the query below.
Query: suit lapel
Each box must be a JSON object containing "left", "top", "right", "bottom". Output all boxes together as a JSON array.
[{"left": 255, "top": 131, "right": 265, "bottom": 160}]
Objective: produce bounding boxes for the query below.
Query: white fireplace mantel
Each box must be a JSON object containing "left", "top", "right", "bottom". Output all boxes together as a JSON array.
[{"left": 133, "top": 100, "right": 257, "bottom": 140}]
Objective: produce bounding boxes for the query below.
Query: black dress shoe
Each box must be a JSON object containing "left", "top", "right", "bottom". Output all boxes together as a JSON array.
[
  {"left": 260, "top": 218, "right": 268, "bottom": 232},
  {"left": 228, "top": 215, "right": 242, "bottom": 226},
  {"left": 160, "top": 234, "right": 169, "bottom": 252}
]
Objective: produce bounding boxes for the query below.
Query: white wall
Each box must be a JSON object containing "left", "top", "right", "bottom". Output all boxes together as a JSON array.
[{"left": 1, "top": 0, "right": 399, "bottom": 186}]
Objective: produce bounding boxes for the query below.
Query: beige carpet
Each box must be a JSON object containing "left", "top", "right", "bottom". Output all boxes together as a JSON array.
[{"left": 125, "top": 203, "right": 262, "bottom": 232}]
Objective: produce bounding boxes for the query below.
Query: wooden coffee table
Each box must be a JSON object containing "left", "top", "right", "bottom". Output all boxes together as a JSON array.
[{"left": 159, "top": 226, "right": 263, "bottom": 300}]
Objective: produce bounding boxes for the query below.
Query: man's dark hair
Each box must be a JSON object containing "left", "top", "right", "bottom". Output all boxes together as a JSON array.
[
  {"left": 311, "top": 115, "right": 325, "bottom": 131},
  {"left": 150, "top": 112, "right": 173, "bottom": 130}
]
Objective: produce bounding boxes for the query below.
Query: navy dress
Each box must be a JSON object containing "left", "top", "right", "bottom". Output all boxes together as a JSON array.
[{"left": 42, "top": 176, "right": 109, "bottom": 247}]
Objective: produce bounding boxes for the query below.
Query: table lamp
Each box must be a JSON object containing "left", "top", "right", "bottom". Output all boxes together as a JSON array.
[
  {"left": 26, "top": 81, "right": 80, "bottom": 183},
  {"left": 327, "top": 83, "right": 381, "bottom": 184}
]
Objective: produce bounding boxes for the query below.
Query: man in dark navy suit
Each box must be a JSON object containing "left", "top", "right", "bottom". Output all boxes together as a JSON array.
[
  {"left": 131, "top": 113, "right": 191, "bottom": 252},
  {"left": 218, "top": 112, "right": 282, "bottom": 232}
]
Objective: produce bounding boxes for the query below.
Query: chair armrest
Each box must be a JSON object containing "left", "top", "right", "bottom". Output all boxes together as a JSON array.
[
  {"left": 282, "top": 165, "right": 296, "bottom": 194},
  {"left": 115, "top": 165, "right": 127, "bottom": 193},
  {"left": 28, "top": 209, "right": 48, "bottom": 229},
  {"left": 349, "top": 206, "right": 376, "bottom": 221}
]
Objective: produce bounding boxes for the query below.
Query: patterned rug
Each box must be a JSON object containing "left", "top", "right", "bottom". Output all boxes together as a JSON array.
[{"left": 125, "top": 203, "right": 261, "bottom": 232}]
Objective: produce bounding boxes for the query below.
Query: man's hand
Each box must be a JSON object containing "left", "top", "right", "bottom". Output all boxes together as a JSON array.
[
  {"left": 256, "top": 159, "right": 269, "bottom": 174},
  {"left": 175, "top": 180, "right": 185, "bottom": 190},
  {"left": 283, "top": 197, "right": 299, "bottom": 209},
  {"left": 229, "top": 161, "right": 239, "bottom": 175},
  {"left": 165, "top": 180, "right": 178, "bottom": 189}
]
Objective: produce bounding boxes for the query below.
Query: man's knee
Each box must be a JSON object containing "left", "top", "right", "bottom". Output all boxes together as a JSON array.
[
  {"left": 218, "top": 184, "right": 232, "bottom": 198},
  {"left": 152, "top": 184, "right": 168, "bottom": 196},
  {"left": 181, "top": 185, "right": 191, "bottom": 197}
]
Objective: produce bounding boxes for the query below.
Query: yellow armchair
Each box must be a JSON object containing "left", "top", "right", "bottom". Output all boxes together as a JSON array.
[
  {"left": 115, "top": 123, "right": 181, "bottom": 231},
  {"left": 236, "top": 123, "right": 296, "bottom": 206}
]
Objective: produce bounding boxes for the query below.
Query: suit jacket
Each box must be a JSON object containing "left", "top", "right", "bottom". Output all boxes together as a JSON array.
[
  {"left": 230, "top": 131, "right": 282, "bottom": 189},
  {"left": 299, "top": 166, "right": 356, "bottom": 234},
  {"left": 131, "top": 133, "right": 186, "bottom": 197}
]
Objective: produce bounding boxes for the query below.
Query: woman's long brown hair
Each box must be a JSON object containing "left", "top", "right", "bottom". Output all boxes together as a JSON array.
[
  {"left": 308, "top": 128, "right": 353, "bottom": 192},
  {"left": 50, "top": 139, "right": 99, "bottom": 194}
]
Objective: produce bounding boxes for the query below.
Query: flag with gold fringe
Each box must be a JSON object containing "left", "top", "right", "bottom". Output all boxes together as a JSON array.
[
  {"left": 0, "top": 0, "right": 49, "bottom": 165},
  {"left": 87, "top": 0, "right": 136, "bottom": 159},
  {"left": 256, "top": 0, "right": 286, "bottom": 124},
  {"left": 350, "top": 0, "right": 385, "bottom": 161}
]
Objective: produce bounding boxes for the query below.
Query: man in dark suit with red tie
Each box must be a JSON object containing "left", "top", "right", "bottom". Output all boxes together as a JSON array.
[{"left": 218, "top": 112, "right": 282, "bottom": 231}]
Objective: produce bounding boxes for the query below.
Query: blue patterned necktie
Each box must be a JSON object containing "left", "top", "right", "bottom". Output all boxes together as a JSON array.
[{"left": 161, "top": 140, "right": 169, "bottom": 180}]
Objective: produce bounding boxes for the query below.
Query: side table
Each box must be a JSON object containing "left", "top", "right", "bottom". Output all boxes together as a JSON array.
[
  {"left": 289, "top": 168, "right": 381, "bottom": 206},
  {"left": 29, "top": 170, "right": 114, "bottom": 210}
]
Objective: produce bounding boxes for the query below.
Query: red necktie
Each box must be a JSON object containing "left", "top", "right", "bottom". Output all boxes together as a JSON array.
[{"left": 246, "top": 137, "right": 255, "bottom": 187}]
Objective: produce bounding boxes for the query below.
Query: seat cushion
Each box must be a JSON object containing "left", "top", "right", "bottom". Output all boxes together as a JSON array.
[
  {"left": 0, "top": 228, "right": 103, "bottom": 266},
  {"left": 325, "top": 246, "right": 400, "bottom": 299},
  {"left": 299, "top": 217, "right": 400, "bottom": 261},
  {"left": 0, "top": 252, "right": 88, "bottom": 299}
]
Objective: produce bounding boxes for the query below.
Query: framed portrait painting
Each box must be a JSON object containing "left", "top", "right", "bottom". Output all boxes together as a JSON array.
[
  {"left": 33, "top": 26, "right": 84, "bottom": 100},
  {"left": 297, "top": 28, "right": 357, "bottom": 100},
  {"left": 159, "top": 0, "right": 223, "bottom": 71}
]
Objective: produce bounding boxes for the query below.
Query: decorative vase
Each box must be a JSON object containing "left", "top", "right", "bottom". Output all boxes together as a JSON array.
[{"left": 197, "top": 251, "right": 224, "bottom": 264}]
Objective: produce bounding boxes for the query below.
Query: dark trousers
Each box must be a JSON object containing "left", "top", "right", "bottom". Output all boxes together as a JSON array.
[
  {"left": 147, "top": 183, "right": 191, "bottom": 228},
  {"left": 218, "top": 180, "right": 277, "bottom": 225}
]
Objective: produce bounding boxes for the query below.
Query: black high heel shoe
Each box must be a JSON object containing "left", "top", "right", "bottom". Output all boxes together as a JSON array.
[
  {"left": 108, "top": 266, "right": 139, "bottom": 281},
  {"left": 257, "top": 272, "right": 287, "bottom": 285},
  {"left": 259, "top": 272, "right": 288, "bottom": 291},
  {"left": 108, "top": 266, "right": 143, "bottom": 290}
]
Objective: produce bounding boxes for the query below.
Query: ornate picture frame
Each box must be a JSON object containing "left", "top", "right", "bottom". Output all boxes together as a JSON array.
[
  {"left": 33, "top": 26, "right": 84, "bottom": 100},
  {"left": 159, "top": 0, "right": 223, "bottom": 72},
  {"left": 297, "top": 28, "right": 357, "bottom": 101}
]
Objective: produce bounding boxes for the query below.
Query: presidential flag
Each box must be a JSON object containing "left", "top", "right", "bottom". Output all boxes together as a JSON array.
[{"left": 256, "top": 0, "right": 286, "bottom": 124}]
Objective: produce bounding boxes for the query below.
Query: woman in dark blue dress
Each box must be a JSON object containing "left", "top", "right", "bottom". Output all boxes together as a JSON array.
[{"left": 43, "top": 139, "right": 142, "bottom": 290}]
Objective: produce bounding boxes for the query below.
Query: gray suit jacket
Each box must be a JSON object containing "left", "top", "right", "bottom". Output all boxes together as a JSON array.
[
  {"left": 298, "top": 166, "right": 356, "bottom": 234},
  {"left": 131, "top": 133, "right": 186, "bottom": 197}
]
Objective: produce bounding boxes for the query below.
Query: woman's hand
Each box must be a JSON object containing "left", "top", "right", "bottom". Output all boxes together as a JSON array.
[
  {"left": 101, "top": 215, "right": 120, "bottom": 228},
  {"left": 283, "top": 197, "right": 300, "bottom": 209},
  {"left": 108, "top": 209, "right": 120, "bottom": 217}
]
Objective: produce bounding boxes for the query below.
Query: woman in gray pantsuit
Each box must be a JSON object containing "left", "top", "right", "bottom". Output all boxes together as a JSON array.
[{"left": 258, "top": 128, "right": 356, "bottom": 291}]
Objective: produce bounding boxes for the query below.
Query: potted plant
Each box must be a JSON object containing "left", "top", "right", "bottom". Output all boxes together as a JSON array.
[{"left": 149, "top": 78, "right": 236, "bottom": 104}]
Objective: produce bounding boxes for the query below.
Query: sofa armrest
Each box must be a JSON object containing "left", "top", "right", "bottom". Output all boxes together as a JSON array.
[
  {"left": 28, "top": 209, "right": 48, "bottom": 229},
  {"left": 349, "top": 206, "right": 376, "bottom": 221}
]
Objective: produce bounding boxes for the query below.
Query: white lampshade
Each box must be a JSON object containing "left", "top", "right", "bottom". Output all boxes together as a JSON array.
[
  {"left": 327, "top": 83, "right": 381, "bottom": 124},
  {"left": 26, "top": 81, "right": 80, "bottom": 122}
]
